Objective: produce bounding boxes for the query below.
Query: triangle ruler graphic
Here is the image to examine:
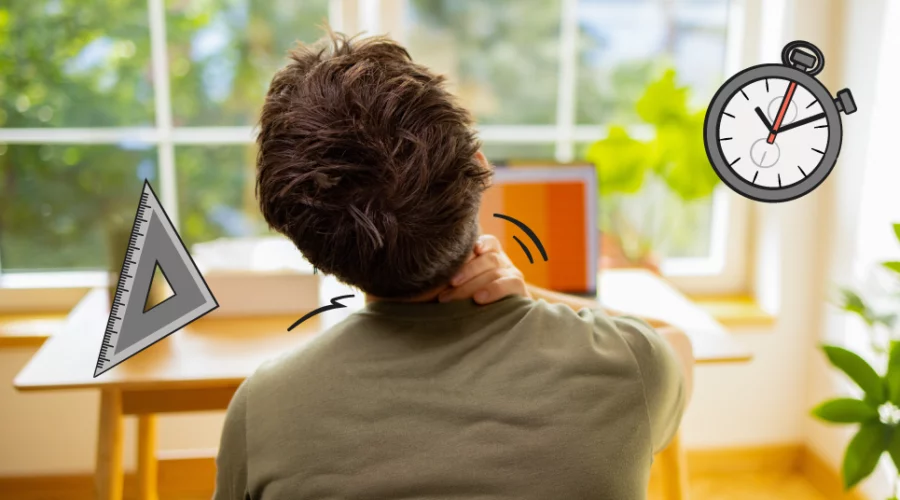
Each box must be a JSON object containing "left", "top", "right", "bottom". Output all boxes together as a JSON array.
[{"left": 94, "top": 181, "right": 218, "bottom": 377}]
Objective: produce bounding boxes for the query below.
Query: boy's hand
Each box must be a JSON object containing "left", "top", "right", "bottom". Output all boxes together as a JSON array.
[{"left": 439, "top": 235, "right": 531, "bottom": 304}]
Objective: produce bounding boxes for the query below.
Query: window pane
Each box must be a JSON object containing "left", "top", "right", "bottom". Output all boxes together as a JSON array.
[
  {"left": 575, "top": 140, "right": 714, "bottom": 260},
  {"left": 0, "top": 144, "right": 157, "bottom": 271},
  {"left": 1, "top": 0, "right": 155, "bottom": 127},
  {"left": 166, "top": 0, "right": 330, "bottom": 126},
  {"left": 576, "top": 0, "right": 729, "bottom": 124},
  {"left": 175, "top": 145, "right": 268, "bottom": 249},
  {"left": 663, "top": 193, "right": 713, "bottom": 258},
  {"left": 407, "top": 0, "right": 562, "bottom": 125}
]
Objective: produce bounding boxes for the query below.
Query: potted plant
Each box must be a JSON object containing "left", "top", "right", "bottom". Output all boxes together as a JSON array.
[
  {"left": 812, "top": 223, "right": 900, "bottom": 498},
  {"left": 585, "top": 69, "right": 721, "bottom": 273}
]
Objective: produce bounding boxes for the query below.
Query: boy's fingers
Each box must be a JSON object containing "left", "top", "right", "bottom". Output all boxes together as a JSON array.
[
  {"left": 475, "top": 234, "right": 501, "bottom": 255},
  {"left": 472, "top": 276, "right": 526, "bottom": 304},
  {"left": 451, "top": 252, "right": 502, "bottom": 286},
  {"left": 440, "top": 269, "right": 502, "bottom": 302}
]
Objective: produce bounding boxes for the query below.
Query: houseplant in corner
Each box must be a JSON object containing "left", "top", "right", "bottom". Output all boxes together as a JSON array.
[
  {"left": 585, "top": 68, "right": 721, "bottom": 273},
  {"left": 812, "top": 222, "right": 900, "bottom": 499}
]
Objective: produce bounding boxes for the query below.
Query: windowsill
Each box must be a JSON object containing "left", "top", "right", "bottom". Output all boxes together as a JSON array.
[
  {"left": 689, "top": 294, "right": 777, "bottom": 330},
  {"left": 0, "top": 312, "right": 69, "bottom": 349}
]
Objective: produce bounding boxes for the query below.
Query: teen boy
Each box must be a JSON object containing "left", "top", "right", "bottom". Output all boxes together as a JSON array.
[{"left": 214, "top": 31, "right": 693, "bottom": 500}]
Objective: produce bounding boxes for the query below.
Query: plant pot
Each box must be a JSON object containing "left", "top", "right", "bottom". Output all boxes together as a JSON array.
[{"left": 599, "top": 231, "right": 662, "bottom": 275}]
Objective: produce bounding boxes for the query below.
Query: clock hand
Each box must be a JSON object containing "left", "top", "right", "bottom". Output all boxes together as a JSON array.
[
  {"left": 773, "top": 112, "right": 826, "bottom": 133},
  {"left": 768, "top": 80, "right": 798, "bottom": 144},
  {"left": 754, "top": 107, "right": 775, "bottom": 134}
]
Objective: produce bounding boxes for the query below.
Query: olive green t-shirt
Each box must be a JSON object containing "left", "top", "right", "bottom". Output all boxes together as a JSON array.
[{"left": 214, "top": 295, "right": 686, "bottom": 500}]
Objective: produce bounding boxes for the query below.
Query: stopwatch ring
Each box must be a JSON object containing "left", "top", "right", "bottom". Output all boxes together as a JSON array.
[{"left": 781, "top": 40, "right": 824, "bottom": 76}]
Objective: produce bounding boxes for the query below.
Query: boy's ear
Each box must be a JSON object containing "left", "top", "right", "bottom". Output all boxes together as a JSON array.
[{"left": 475, "top": 150, "right": 489, "bottom": 170}]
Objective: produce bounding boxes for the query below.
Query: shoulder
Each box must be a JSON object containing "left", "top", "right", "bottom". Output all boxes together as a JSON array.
[
  {"left": 242, "top": 313, "right": 366, "bottom": 399},
  {"left": 520, "top": 300, "right": 657, "bottom": 367}
]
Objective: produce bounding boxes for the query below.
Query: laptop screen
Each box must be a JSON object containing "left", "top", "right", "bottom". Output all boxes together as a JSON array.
[{"left": 477, "top": 165, "right": 598, "bottom": 297}]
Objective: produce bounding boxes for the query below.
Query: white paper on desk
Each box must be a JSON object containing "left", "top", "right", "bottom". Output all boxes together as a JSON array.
[
  {"left": 191, "top": 236, "right": 314, "bottom": 274},
  {"left": 189, "top": 236, "right": 320, "bottom": 317}
]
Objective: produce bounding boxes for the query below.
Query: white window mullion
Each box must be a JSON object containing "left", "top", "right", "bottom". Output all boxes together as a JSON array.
[
  {"left": 0, "top": 128, "right": 160, "bottom": 144},
  {"left": 554, "top": 0, "right": 580, "bottom": 163},
  {"left": 171, "top": 127, "right": 256, "bottom": 144},
  {"left": 358, "top": 0, "right": 380, "bottom": 36},
  {"left": 148, "top": 0, "right": 179, "bottom": 228},
  {"left": 329, "top": 0, "right": 345, "bottom": 32}
]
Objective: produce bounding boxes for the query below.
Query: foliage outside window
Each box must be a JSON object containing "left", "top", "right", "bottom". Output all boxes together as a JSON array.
[{"left": 0, "top": 0, "right": 731, "bottom": 276}]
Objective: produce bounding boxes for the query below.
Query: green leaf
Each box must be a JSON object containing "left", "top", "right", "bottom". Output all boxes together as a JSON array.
[
  {"left": 812, "top": 398, "right": 879, "bottom": 423},
  {"left": 889, "top": 427, "right": 900, "bottom": 480},
  {"left": 837, "top": 289, "right": 895, "bottom": 328},
  {"left": 884, "top": 262, "right": 900, "bottom": 275},
  {"left": 840, "top": 288, "right": 872, "bottom": 325},
  {"left": 635, "top": 68, "right": 689, "bottom": 126},
  {"left": 585, "top": 126, "right": 652, "bottom": 196},
  {"left": 823, "top": 345, "right": 887, "bottom": 405},
  {"left": 649, "top": 109, "right": 720, "bottom": 201},
  {"left": 842, "top": 421, "right": 891, "bottom": 489},
  {"left": 888, "top": 341, "right": 900, "bottom": 404},
  {"left": 893, "top": 223, "right": 900, "bottom": 244}
]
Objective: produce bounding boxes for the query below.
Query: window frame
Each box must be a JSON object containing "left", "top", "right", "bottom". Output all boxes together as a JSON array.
[{"left": 0, "top": 0, "right": 756, "bottom": 299}]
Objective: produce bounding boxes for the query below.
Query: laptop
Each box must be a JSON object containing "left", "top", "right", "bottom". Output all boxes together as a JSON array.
[{"left": 477, "top": 165, "right": 599, "bottom": 297}]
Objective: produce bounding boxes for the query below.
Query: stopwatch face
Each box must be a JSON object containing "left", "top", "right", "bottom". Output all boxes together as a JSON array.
[{"left": 705, "top": 64, "right": 843, "bottom": 203}]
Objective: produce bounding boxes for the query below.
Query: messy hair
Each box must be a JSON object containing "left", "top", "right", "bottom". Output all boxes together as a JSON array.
[{"left": 256, "top": 30, "right": 492, "bottom": 298}]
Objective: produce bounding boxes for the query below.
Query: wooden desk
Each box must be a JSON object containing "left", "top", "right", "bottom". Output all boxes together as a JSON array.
[
  {"left": 14, "top": 270, "right": 750, "bottom": 500},
  {"left": 0, "top": 312, "right": 68, "bottom": 348}
]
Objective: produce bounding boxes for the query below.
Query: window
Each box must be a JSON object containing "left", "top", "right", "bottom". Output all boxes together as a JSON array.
[
  {"left": 392, "top": 0, "right": 750, "bottom": 291},
  {"left": 0, "top": 0, "right": 326, "bottom": 275},
  {"left": 0, "top": 0, "right": 752, "bottom": 294}
]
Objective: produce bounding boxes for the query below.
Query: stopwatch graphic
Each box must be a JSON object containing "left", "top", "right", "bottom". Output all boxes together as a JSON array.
[{"left": 704, "top": 40, "right": 857, "bottom": 203}]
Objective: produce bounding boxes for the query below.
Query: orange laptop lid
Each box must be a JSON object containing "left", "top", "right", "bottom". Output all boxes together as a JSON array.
[{"left": 478, "top": 166, "right": 598, "bottom": 296}]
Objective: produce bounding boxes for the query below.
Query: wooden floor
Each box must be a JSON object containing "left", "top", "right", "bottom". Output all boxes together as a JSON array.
[
  {"left": 161, "top": 472, "right": 828, "bottom": 500},
  {"left": 0, "top": 470, "right": 838, "bottom": 500},
  {"left": 648, "top": 471, "right": 829, "bottom": 500}
]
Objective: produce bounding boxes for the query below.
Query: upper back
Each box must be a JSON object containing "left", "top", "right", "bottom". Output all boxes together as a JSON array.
[{"left": 239, "top": 296, "right": 678, "bottom": 500}]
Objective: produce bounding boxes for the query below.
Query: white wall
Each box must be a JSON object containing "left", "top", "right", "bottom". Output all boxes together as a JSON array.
[{"left": 804, "top": 0, "right": 898, "bottom": 498}]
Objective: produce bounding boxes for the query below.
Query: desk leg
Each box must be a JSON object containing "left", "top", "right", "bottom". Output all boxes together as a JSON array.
[
  {"left": 657, "top": 431, "right": 689, "bottom": 500},
  {"left": 95, "top": 389, "right": 125, "bottom": 500},
  {"left": 137, "top": 414, "right": 159, "bottom": 500}
]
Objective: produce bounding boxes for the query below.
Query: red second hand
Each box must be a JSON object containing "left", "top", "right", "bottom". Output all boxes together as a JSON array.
[{"left": 768, "top": 81, "right": 797, "bottom": 144}]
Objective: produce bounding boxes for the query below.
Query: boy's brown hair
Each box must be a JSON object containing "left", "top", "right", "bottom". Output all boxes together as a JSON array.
[{"left": 256, "top": 31, "right": 492, "bottom": 299}]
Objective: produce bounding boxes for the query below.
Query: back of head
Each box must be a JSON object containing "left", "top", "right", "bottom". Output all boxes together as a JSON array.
[{"left": 256, "top": 30, "right": 491, "bottom": 299}]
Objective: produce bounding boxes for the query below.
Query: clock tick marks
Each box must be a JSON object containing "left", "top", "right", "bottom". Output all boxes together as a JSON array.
[{"left": 703, "top": 41, "right": 855, "bottom": 203}]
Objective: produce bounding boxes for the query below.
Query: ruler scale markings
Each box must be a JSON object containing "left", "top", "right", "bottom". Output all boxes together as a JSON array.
[{"left": 94, "top": 180, "right": 218, "bottom": 377}]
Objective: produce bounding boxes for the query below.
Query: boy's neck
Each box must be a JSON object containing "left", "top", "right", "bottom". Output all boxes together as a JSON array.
[{"left": 364, "top": 283, "right": 452, "bottom": 304}]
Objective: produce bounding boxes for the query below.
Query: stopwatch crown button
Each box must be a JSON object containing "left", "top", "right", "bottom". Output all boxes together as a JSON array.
[
  {"left": 835, "top": 89, "right": 857, "bottom": 115},
  {"left": 791, "top": 50, "right": 817, "bottom": 70}
]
